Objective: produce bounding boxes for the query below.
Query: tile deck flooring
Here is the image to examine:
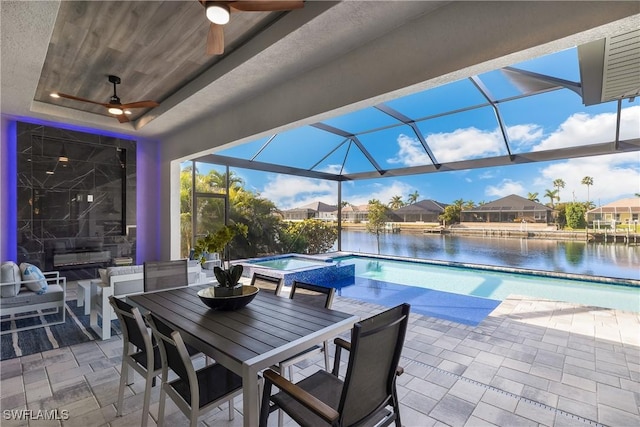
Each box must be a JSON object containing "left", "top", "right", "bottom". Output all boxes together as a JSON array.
[{"left": 0, "top": 281, "right": 638, "bottom": 426}]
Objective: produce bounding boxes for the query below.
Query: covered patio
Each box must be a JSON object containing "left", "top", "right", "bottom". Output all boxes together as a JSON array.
[{"left": 1, "top": 281, "right": 638, "bottom": 427}]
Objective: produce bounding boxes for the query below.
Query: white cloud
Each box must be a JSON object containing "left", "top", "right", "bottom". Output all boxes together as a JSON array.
[
  {"left": 320, "top": 164, "right": 344, "bottom": 174},
  {"left": 620, "top": 105, "right": 640, "bottom": 140},
  {"left": 478, "top": 170, "right": 497, "bottom": 180},
  {"left": 506, "top": 123, "right": 544, "bottom": 146},
  {"left": 261, "top": 174, "right": 337, "bottom": 209},
  {"left": 533, "top": 152, "right": 640, "bottom": 204},
  {"left": 388, "top": 127, "right": 517, "bottom": 166},
  {"left": 485, "top": 179, "right": 526, "bottom": 198},
  {"left": 532, "top": 105, "right": 640, "bottom": 152},
  {"left": 387, "top": 134, "right": 432, "bottom": 166},
  {"left": 427, "top": 128, "right": 504, "bottom": 162},
  {"left": 344, "top": 181, "right": 414, "bottom": 206}
]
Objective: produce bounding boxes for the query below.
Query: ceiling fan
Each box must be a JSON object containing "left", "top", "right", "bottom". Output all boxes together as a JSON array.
[
  {"left": 50, "top": 75, "right": 159, "bottom": 123},
  {"left": 199, "top": 1, "right": 304, "bottom": 55}
]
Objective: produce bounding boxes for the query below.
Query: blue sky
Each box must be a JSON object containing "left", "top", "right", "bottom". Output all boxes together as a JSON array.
[{"left": 197, "top": 47, "right": 640, "bottom": 209}]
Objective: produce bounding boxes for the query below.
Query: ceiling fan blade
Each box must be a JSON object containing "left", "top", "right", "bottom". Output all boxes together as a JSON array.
[
  {"left": 229, "top": 1, "right": 304, "bottom": 12},
  {"left": 120, "top": 100, "right": 159, "bottom": 109},
  {"left": 56, "top": 92, "right": 108, "bottom": 107},
  {"left": 207, "top": 23, "right": 224, "bottom": 55},
  {"left": 116, "top": 114, "right": 130, "bottom": 124}
]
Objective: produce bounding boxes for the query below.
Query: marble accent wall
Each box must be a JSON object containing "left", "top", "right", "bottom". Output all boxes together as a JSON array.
[{"left": 16, "top": 122, "right": 137, "bottom": 280}]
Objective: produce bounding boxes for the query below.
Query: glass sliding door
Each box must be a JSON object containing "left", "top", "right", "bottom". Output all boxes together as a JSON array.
[{"left": 195, "top": 195, "right": 227, "bottom": 242}]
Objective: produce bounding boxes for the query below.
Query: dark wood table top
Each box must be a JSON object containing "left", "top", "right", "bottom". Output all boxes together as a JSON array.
[
  {"left": 129, "top": 284, "right": 359, "bottom": 426},
  {"left": 128, "top": 285, "right": 356, "bottom": 367}
]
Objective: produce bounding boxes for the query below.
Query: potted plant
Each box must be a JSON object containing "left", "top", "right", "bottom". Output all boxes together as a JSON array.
[
  {"left": 193, "top": 224, "right": 242, "bottom": 267},
  {"left": 213, "top": 264, "right": 244, "bottom": 297}
]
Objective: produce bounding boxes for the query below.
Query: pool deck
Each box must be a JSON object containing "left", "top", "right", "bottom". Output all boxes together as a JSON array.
[{"left": 0, "top": 282, "right": 638, "bottom": 426}]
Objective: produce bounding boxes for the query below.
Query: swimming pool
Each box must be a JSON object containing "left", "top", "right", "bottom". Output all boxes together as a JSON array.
[
  {"left": 239, "top": 252, "right": 640, "bottom": 325},
  {"left": 333, "top": 255, "right": 640, "bottom": 314}
]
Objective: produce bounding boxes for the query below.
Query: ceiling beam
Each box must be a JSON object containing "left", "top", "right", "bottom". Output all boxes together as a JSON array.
[
  {"left": 193, "top": 154, "right": 345, "bottom": 181},
  {"left": 310, "top": 122, "right": 385, "bottom": 175},
  {"left": 196, "top": 139, "right": 640, "bottom": 183},
  {"left": 341, "top": 139, "right": 640, "bottom": 180},
  {"left": 469, "top": 76, "right": 514, "bottom": 160},
  {"left": 375, "top": 104, "right": 441, "bottom": 168}
]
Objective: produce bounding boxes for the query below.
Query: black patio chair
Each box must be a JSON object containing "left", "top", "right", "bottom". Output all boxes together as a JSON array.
[
  {"left": 250, "top": 272, "right": 284, "bottom": 295},
  {"left": 278, "top": 281, "right": 336, "bottom": 378},
  {"left": 109, "top": 296, "right": 160, "bottom": 427},
  {"left": 145, "top": 312, "right": 242, "bottom": 427},
  {"left": 109, "top": 296, "right": 204, "bottom": 426},
  {"left": 259, "top": 303, "right": 410, "bottom": 427},
  {"left": 143, "top": 259, "right": 188, "bottom": 293}
]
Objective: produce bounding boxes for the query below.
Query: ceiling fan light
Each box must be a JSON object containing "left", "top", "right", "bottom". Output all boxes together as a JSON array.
[
  {"left": 108, "top": 107, "right": 124, "bottom": 115},
  {"left": 50, "top": 93, "right": 60, "bottom": 98},
  {"left": 58, "top": 145, "right": 68, "bottom": 162},
  {"left": 206, "top": 3, "right": 230, "bottom": 25},
  {"left": 124, "top": 110, "right": 132, "bottom": 115}
]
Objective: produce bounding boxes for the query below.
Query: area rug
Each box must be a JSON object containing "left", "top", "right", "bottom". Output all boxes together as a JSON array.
[{"left": 0, "top": 301, "right": 121, "bottom": 360}]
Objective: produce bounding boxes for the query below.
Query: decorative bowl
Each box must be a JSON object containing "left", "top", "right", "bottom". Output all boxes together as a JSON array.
[{"left": 197, "top": 285, "right": 259, "bottom": 311}]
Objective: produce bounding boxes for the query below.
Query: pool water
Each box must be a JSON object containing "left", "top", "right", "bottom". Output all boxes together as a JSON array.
[
  {"left": 334, "top": 255, "right": 640, "bottom": 314},
  {"left": 250, "top": 256, "right": 329, "bottom": 271}
]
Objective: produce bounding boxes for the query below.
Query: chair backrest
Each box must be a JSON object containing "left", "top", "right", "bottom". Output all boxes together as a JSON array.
[
  {"left": 108, "top": 296, "right": 152, "bottom": 353},
  {"left": 289, "top": 281, "right": 335, "bottom": 309},
  {"left": 338, "top": 303, "right": 410, "bottom": 426},
  {"left": 145, "top": 312, "right": 196, "bottom": 400},
  {"left": 144, "top": 259, "right": 188, "bottom": 293},
  {"left": 250, "top": 272, "right": 283, "bottom": 295}
]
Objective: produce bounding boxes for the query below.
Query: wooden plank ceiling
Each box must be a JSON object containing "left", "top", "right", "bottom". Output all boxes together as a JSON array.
[{"left": 34, "top": 1, "right": 280, "bottom": 122}]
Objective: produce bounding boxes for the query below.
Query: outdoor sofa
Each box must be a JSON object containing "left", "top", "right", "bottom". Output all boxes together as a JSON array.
[{"left": 0, "top": 261, "right": 66, "bottom": 334}]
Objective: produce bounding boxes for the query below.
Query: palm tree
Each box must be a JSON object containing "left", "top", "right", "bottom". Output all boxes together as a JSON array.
[
  {"left": 407, "top": 191, "right": 419, "bottom": 205},
  {"left": 527, "top": 192, "right": 539, "bottom": 202},
  {"left": 205, "top": 170, "right": 244, "bottom": 192},
  {"left": 553, "top": 179, "right": 565, "bottom": 202},
  {"left": 581, "top": 176, "right": 594, "bottom": 204},
  {"left": 388, "top": 195, "right": 404, "bottom": 209},
  {"left": 544, "top": 189, "right": 558, "bottom": 208}
]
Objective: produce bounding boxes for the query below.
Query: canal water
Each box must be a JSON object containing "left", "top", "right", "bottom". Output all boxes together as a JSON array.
[{"left": 338, "top": 230, "right": 640, "bottom": 281}]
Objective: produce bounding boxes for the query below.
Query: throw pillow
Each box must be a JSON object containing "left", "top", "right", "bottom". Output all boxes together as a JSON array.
[
  {"left": 19, "top": 263, "right": 48, "bottom": 294},
  {"left": 0, "top": 261, "right": 22, "bottom": 297}
]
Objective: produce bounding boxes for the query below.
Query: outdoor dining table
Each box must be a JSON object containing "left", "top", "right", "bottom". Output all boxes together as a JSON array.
[{"left": 127, "top": 284, "right": 359, "bottom": 427}]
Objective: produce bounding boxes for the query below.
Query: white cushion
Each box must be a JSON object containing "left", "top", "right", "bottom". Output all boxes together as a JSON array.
[
  {"left": 98, "top": 268, "right": 108, "bottom": 283},
  {"left": 100, "top": 265, "right": 143, "bottom": 284},
  {"left": 107, "top": 265, "right": 143, "bottom": 277},
  {"left": 19, "top": 263, "right": 48, "bottom": 294},
  {"left": 1, "top": 261, "right": 22, "bottom": 297}
]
